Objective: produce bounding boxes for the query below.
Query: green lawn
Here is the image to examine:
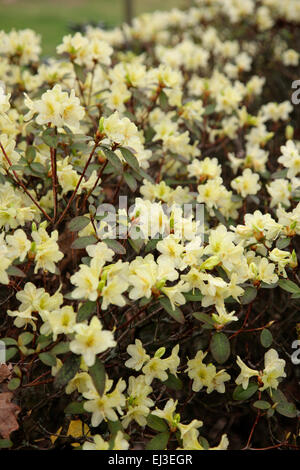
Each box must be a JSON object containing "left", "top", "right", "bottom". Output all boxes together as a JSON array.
[{"left": 0, "top": 0, "right": 185, "bottom": 56}]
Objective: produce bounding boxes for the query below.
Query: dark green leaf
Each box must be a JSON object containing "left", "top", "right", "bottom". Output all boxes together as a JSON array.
[
  {"left": 77, "top": 301, "right": 97, "bottom": 323},
  {"left": 276, "top": 401, "right": 297, "bottom": 418},
  {"left": 18, "top": 332, "right": 34, "bottom": 346},
  {"left": 240, "top": 287, "right": 257, "bottom": 305},
  {"left": 108, "top": 419, "right": 123, "bottom": 437},
  {"left": 8, "top": 378, "right": 21, "bottom": 391},
  {"left": 253, "top": 400, "right": 271, "bottom": 410},
  {"left": 269, "top": 388, "right": 288, "bottom": 404},
  {"left": 51, "top": 342, "right": 70, "bottom": 355},
  {"left": 42, "top": 128, "right": 58, "bottom": 148},
  {"left": 119, "top": 147, "right": 140, "bottom": 172},
  {"left": 69, "top": 216, "right": 90, "bottom": 232},
  {"left": 39, "top": 352, "right": 57, "bottom": 367},
  {"left": 5, "top": 348, "right": 18, "bottom": 361},
  {"left": 159, "top": 90, "right": 168, "bottom": 110},
  {"left": 30, "top": 162, "right": 46, "bottom": 175},
  {"left": 102, "top": 148, "right": 123, "bottom": 172},
  {"left": 210, "top": 332, "right": 230, "bottom": 364},
  {"left": 260, "top": 329, "right": 273, "bottom": 348},
  {"left": 278, "top": 279, "right": 300, "bottom": 294},
  {"left": 159, "top": 297, "right": 185, "bottom": 324},
  {"left": 276, "top": 238, "right": 291, "bottom": 249},
  {"left": 89, "top": 357, "right": 106, "bottom": 397},
  {"left": 65, "top": 401, "right": 86, "bottom": 415},
  {"left": 147, "top": 414, "right": 168, "bottom": 432},
  {"left": 124, "top": 171, "right": 137, "bottom": 192},
  {"left": 184, "top": 290, "right": 203, "bottom": 302},
  {"left": 54, "top": 354, "right": 81, "bottom": 389},
  {"left": 193, "top": 312, "right": 215, "bottom": 327},
  {"left": 25, "top": 146, "right": 36, "bottom": 162},
  {"left": 204, "top": 104, "right": 216, "bottom": 115},
  {"left": 146, "top": 431, "right": 170, "bottom": 450},
  {"left": 71, "top": 236, "right": 97, "bottom": 249},
  {"left": 1, "top": 338, "right": 17, "bottom": 347},
  {"left": 128, "top": 237, "right": 144, "bottom": 254},
  {"left": 163, "top": 373, "right": 183, "bottom": 391},
  {"left": 103, "top": 238, "right": 126, "bottom": 255},
  {"left": 144, "top": 238, "right": 159, "bottom": 253},
  {"left": 73, "top": 63, "right": 86, "bottom": 83},
  {"left": 233, "top": 383, "right": 258, "bottom": 401},
  {"left": 6, "top": 266, "right": 26, "bottom": 278}
]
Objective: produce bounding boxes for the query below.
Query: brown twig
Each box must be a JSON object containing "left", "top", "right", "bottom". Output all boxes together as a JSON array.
[{"left": 54, "top": 141, "right": 99, "bottom": 228}]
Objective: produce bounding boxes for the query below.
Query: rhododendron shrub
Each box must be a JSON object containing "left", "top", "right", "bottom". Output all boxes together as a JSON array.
[{"left": 0, "top": 0, "right": 299, "bottom": 451}]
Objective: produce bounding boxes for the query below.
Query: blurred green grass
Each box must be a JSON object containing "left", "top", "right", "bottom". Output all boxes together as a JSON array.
[{"left": 0, "top": 0, "right": 184, "bottom": 56}]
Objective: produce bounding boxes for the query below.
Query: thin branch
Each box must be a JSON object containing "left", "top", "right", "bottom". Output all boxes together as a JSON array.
[{"left": 54, "top": 141, "right": 99, "bottom": 228}]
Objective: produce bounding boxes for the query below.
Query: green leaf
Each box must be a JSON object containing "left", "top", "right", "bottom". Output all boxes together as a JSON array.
[
  {"left": 278, "top": 279, "right": 300, "bottom": 294},
  {"left": 123, "top": 171, "right": 137, "bottom": 192},
  {"left": 214, "top": 208, "right": 227, "bottom": 226},
  {"left": 6, "top": 266, "right": 26, "bottom": 278},
  {"left": 144, "top": 238, "right": 159, "bottom": 253},
  {"left": 128, "top": 237, "right": 144, "bottom": 254},
  {"left": 210, "top": 332, "right": 230, "bottom": 364},
  {"left": 64, "top": 401, "right": 86, "bottom": 415},
  {"left": 102, "top": 148, "right": 123, "bottom": 172},
  {"left": 204, "top": 104, "right": 216, "bottom": 115},
  {"left": 77, "top": 301, "right": 97, "bottom": 323},
  {"left": 240, "top": 287, "right": 257, "bottom": 305},
  {"left": 275, "top": 401, "right": 297, "bottom": 418},
  {"left": 132, "top": 167, "right": 153, "bottom": 183},
  {"left": 8, "top": 378, "right": 21, "bottom": 391},
  {"left": 272, "top": 169, "right": 288, "bottom": 180},
  {"left": 163, "top": 373, "right": 183, "bottom": 391},
  {"left": 184, "top": 290, "right": 203, "bottom": 302},
  {"left": 103, "top": 238, "right": 126, "bottom": 255},
  {"left": 18, "top": 332, "right": 34, "bottom": 347},
  {"left": 51, "top": 342, "right": 70, "bottom": 355},
  {"left": 1, "top": 338, "right": 17, "bottom": 347},
  {"left": 146, "top": 431, "right": 170, "bottom": 450},
  {"left": 0, "top": 439, "right": 13, "bottom": 449},
  {"left": 39, "top": 352, "right": 57, "bottom": 367},
  {"left": 25, "top": 146, "right": 36, "bottom": 162},
  {"left": 253, "top": 400, "right": 271, "bottom": 410},
  {"left": 69, "top": 216, "right": 90, "bottom": 232},
  {"left": 73, "top": 63, "right": 86, "bottom": 83},
  {"left": 159, "top": 297, "right": 185, "bottom": 324},
  {"left": 37, "top": 335, "right": 52, "bottom": 349},
  {"left": 276, "top": 238, "right": 291, "bottom": 249},
  {"left": 71, "top": 235, "right": 97, "bottom": 249},
  {"left": 193, "top": 312, "right": 215, "bottom": 327},
  {"left": 119, "top": 147, "right": 140, "bottom": 172},
  {"left": 233, "top": 383, "right": 258, "bottom": 401},
  {"left": 88, "top": 357, "right": 106, "bottom": 397},
  {"left": 42, "top": 128, "right": 58, "bottom": 148},
  {"left": 108, "top": 419, "right": 123, "bottom": 437},
  {"left": 198, "top": 436, "right": 210, "bottom": 449},
  {"left": 5, "top": 348, "right": 18, "bottom": 361},
  {"left": 30, "top": 162, "right": 46, "bottom": 175},
  {"left": 260, "top": 329, "right": 273, "bottom": 348},
  {"left": 54, "top": 354, "right": 81, "bottom": 389},
  {"left": 147, "top": 414, "right": 168, "bottom": 432},
  {"left": 269, "top": 388, "right": 288, "bottom": 404},
  {"left": 159, "top": 90, "right": 168, "bottom": 110}
]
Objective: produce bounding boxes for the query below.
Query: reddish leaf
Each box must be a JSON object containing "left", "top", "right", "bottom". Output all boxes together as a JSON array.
[{"left": 0, "top": 392, "right": 20, "bottom": 439}]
